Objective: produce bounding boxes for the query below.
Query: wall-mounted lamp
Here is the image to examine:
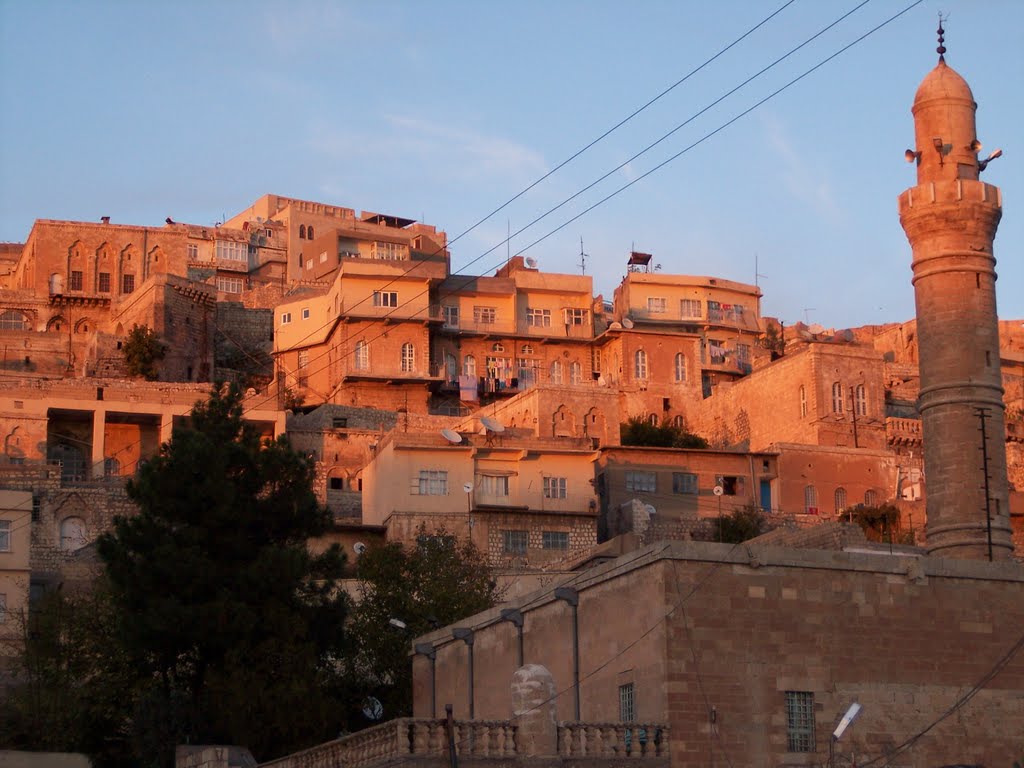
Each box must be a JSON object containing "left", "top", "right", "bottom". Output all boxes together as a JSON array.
[
  {"left": 414, "top": 642, "right": 437, "bottom": 718},
  {"left": 554, "top": 586, "right": 581, "bottom": 721},
  {"left": 452, "top": 627, "right": 475, "bottom": 719},
  {"left": 979, "top": 148, "right": 1003, "bottom": 172},
  {"left": 932, "top": 137, "right": 953, "bottom": 165},
  {"left": 904, "top": 148, "right": 921, "bottom": 164},
  {"left": 499, "top": 608, "right": 525, "bottom": 667}
]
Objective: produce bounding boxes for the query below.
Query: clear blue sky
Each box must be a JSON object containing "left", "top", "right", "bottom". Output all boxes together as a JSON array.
[{"left": 1, "top": 0, "right": 1020, "bottom": 330}]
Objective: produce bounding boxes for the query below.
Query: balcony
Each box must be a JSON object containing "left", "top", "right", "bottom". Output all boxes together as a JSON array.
[
  {"left": 338, "top": 362, "right": 444, "bottom": 383},
  {"left": 472, "top": 492, "right": 597, "bottom": 514},
  {"left": 341, "top": 303, "right": 444, "bottom": 323},
  {"left": 439, "top": 318, "right": 516, "bottom": 335},
  {"left": 887, "top": 417, "right": 923, "bottom": 446},
  {"left": 259, "top": 717, "right": 670, "bottom": 768}
]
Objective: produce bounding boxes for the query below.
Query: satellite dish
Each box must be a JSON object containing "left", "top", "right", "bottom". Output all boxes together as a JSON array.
[
  {"left": 441, "top": 428, "right": 463, "bottom": 444},
  {"left": 808, "top": 323, "right": 825, "bottom": 335},
  {"left": 525, "top": 256, "right": 538, "bottom": 268},
  {"left": 713, "top": 486, "right": 724, "bottom": 496},
  {"left": 597, "top": 375, "right": 607, "bottom": 386},
  {"left": 361, "top": 696, "right": 384, "bottom": 721},
  {"left": 622, "top": 317, "right": 635, "bottom": 329},
  {"left": 480, "top": 416, "right": 505, "bottom": 433},
  {"left": 353, "top": 542, "right": 367, "bottom": 555},
  {"left": 644, "top": 504, "right": 657, "bottom": 516},
  {"left": 609, "top": 321, "right": 622, "bottom": 330},
  {"left": 462, "top": 482, "right": 473, "bottom": 493}
]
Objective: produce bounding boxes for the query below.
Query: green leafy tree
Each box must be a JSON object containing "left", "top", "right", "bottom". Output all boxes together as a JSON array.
[
  {"left": 705, "top": 504, "right": 772, "bottom": 543},
  {"left": 122, "top": 323, "right": 167, "bottom": 380},
  {"left": 346, "top": 527, "right": 500, "bottom": 721},
  {"left": 96, "top": 383, "right": 350, "bottom": 763},
  {"left": 848, "top": 503, "right": 904, "bottom": 544},
  {"left": 620, "top": 416, "right": 709, "bottom": 449}
]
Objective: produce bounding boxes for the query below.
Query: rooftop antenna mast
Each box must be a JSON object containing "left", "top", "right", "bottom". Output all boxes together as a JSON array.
[
  {"left": 506, "top": 219, "right": 511, "bottom": 269},
  {"left": 578, "top": 237, "right": 588, "bottom": 276},
  {"left": 755, "top": 253, "right": 768, "bottom": 288},
  {"left": 803, "top": 308, "right": 816, "bottom": 324}
]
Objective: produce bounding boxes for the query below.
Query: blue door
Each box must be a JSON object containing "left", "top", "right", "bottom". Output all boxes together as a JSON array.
[{"left": 759, "top": 480, "right": 772, "bottom": 512}]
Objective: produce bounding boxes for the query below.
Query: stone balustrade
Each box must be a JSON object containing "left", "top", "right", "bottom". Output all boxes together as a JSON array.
[
  {"left": 257, "top": 718, "right": 668, "bottom": 768},
  {"left": 886, "top": 416, "right": 923, "bottom": 445}
]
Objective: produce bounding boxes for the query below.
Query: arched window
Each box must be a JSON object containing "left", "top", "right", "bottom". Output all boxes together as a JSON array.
[
  {"left": 673, "top": 415, "right": 685, "bottom": 429},
  {"left": 463, "top": 355, "right": 476, "bottom": 377},
  {"left": 804, "top": 485, "right": 818, "bottom": 514},
  {"left": 674, "top": 352, "right": 686, "bottom": 382},
  {"left": 864, "top": 489, "right": 878, "bottom": 506},
  {"left": 307, "top": 225, "right": 314, "bottom": 240},
  {"left": 799, "top": 385, "right": 807, "bottom": 418},
  {"left": 550, "top": 360, "right": 563, "bottom": 384},
  {"left": 444, "top": 352, "right": 457, "bottom": 381},
  {"left": 647, "top": 413, "right": 658, "bottom": 426},
  {"left": 401, "top": 342, "right": 415, "bottom": 372},
  {"left": 831, "top": 382, "right": 844, "bottom": 414},
  {"left": 569, "top": 361, "right": 582, "bottom": 384},
  {"left": 354, "top": 340, "right": 369, "bottom": 370},
  {"left": 104, "top": 457, "right": 121, "bottom": 477},
  {"left": 0, "top": 310, "right": 28, "bottom": 330},
  {"left": 492, "top": 342, "right": 504, "bottom": 352},
  {"left": 855, "top": 384, "right": 867, "bottom": 416},
  {"left": 60, "top": 516, "right": 88, "bottom": 552},
  {"left": 834, "top": 487, "right": 847, "bottom": 515},
  {"left": 634, "top": 349, "right": 648, "bottom": 380},
  {"left": 299, "top": 224, "right": 306, "bottom": 239}
]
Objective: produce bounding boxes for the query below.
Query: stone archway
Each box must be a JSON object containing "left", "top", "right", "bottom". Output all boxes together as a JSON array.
[{"left": 552, "top": 404, "right": 576, "bottom": 438}]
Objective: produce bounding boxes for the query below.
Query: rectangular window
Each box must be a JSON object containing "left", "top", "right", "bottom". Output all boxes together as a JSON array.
[
  {"left": 98, "top": 272, "right": 111, "bottom": 293},
  {"left": 370, "top": 241, "right": 409, "bottom": 261},
  {"left": 672, "top": 472, "right": 698, "bottom": 494},
  {"left": 373, "top": 291, "right": 398, "bottom": 307},
  {"left": 474, "top": 306, "right": 497, "bottom": 325},
  {"left": 736, "top": 343, "right": 751, "bottom": 362},
  {"left": 526, "top": 308, "right": 551, "bottom": 327},
  {"left": 563, "top": 308, "right": 588, "bottom": 325},
  {"left": 619, "top": 683, "right": 635, "bottom": 722},
  {"left": 443, "top": 305, "right": 459, "bottom": 328},
  {"left": 281, "top": 312, "right": 292, "bottom": 325},
  {"left": 542, "top": 531, "right": 569, "bottom": 550},
  {"left": 215, "top": 240, "right": 248, "bottom": 261},
  {"left": 625, "top": 471, "right": 656, "bottom": 493},
  {"left": 785, "top": 691, "right": 816, "bottom": 752},
  {"left": 301, "top": 307, "right": 311, "bottom": 320},
  {"left": 329, "top": 477, "right": 344, "bottom": 491},
  {"left": 0, "top": 520, "right": 10, "bottom": 552},
  {"left": 216, "top": 276, "right": 243, "bottom": 294},
  {"left": 70, "top": 270, "right": 83, "bottom": 291},
  {"left": 332, "top": 417, "right": 348, "bottom": 428},
  {"left": 503, "top": 530, "right": 527, "bottom": 554},
  {"left": 543, "top": 477, "right": 567, "bottom": 499},
  {"left": 647, "top": 297, "right": 667, "bottom": 314},
  {"left": 306, "top": 259, "right": 313, "bottom": 270},
  {"left": 297, "top": 350, "right": 309, "bottom": 369},
  {"left": 187, "top": 243, "right": 199, "bottom": 259},
  {"left": 592, "top": 347, "right": 602, "bottom": 372},
  {"left": 479, "top": 475, "right": 509, "bottom": 496},
  {"left": 122, "top": 274, "right": 135, "bottom": 294},
  {"left": 319, "top": 252, "right": 328, "bottom": 263},
  {"left": 417, "top": 470, "right": 448, "bottom": 496},
  {"left": 680, "top": 299, "right": 702, "bottom": 319}
]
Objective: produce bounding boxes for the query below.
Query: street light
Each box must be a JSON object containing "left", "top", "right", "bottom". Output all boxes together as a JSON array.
[
  {"left": 554, "top": 586, "right": 580, "bottom": 721},
  {"left": 500, "top": 608, "right": 524, "bottom": 667},
  {"left": 829, "top": 702, "right": 863, "bottom": 768},
  {"left": 452, "top": 627, "right": 475, "bottom": 719}
]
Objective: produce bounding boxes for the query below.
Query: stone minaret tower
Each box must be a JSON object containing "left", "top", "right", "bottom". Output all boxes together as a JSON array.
[{"left": 898, "top": 27, "right": 1012, "bottom": 560}]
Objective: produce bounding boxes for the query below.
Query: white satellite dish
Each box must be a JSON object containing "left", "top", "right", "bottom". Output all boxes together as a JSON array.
[
  {"left": 622, "top": 317, "right": 635, "bottom": 329},
  {"left": 713, "top": 486, "right": 724, "bottom": 496},
  {"left": 480, "top": 416, "right": 505, "bottom": 433},
  {"left": 462, "top": 482, "right": 474, "bottom": 493},
  {"left": 808, "top": 323, "right": 825, "bottom": 335},
  {"left": 525, "top": 256, "right": 538, "bottom": 268},
  {"left": 361, "top": 696, "right": 384, "bottom": 721},
  {"left": 597, "top": 375, "right": 607, "bottom": 386},
  {"left": 441, "top": 428, "right": 463, "bottom": 444},
  {"left": 609, "top": 321, "right": 622, "bottom": 330},
  {"left": 353, "top": 542, "right": 367, "bottom": 555},
  {"left": 644, "top": 504, "right": 657, "bottom": 516}
]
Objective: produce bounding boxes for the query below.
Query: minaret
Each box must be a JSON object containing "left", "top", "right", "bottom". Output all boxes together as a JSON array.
[{"left": 898, "top": 24, "right": 1012, "bottom": 560}]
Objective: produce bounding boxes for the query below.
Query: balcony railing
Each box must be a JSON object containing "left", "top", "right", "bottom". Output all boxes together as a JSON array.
[
  {"left": 339, "top": 362, "right": 444, "bottom": 381},
  {"left": 259, "top": 717, "right": 669, "bottom": 768},
  {"left": 340, "top": 303, "right": 444, "bottom": 322},
  {"left": 887, "top": 417, "right": 923, "bottom": 445},
  {"left": 472, "top": 492, "right": 597, "bottom": 513}
]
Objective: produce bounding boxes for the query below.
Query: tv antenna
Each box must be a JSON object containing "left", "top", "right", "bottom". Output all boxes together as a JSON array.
[
  {"left": 803, "top": 308, "right": 816, "bottom": 324},
  {"left": 755, "top": 253, "right": 768, "bottom": 288},
  {"left": 578, "top": 237, "right": 589, "bottom": 276}
]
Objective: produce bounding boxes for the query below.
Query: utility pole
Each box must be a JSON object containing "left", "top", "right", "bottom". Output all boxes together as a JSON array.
[
  {"left": 976, "top": 407, "right": 994, "bottom": 561},
  {"left": 849, "top": 386, "right": 860, "bottom": 449}
]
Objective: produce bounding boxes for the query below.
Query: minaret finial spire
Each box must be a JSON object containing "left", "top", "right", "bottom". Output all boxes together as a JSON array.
[{"left": 936, "top": 13, "right": 947, "bottom": 62}]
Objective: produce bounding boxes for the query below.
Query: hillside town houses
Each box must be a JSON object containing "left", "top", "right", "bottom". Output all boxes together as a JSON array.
[{"left": 2, "top": 43, "right": 1024, "bottom": 767}]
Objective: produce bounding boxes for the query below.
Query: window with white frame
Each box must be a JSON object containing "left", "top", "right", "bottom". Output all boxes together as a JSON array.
[
  {"left": 563, "top": 308, "right": 588, "bottom": 325},
  {"left": 799, "top": 385, "right": 807, "bottom": 417},
  {"left": 674, "top": 352, "right": 686, "bottom": 382},
  {"left": 216, "top": 276, "right": 243, "bottom": 294},
  {"left": 672, "top": 472, "right": 698, "bottom": 494},
  {"left": 492, "top": 343, "right": 505, "bottom": 353},
  {"left": 302, "top": 307, "right": 310, "bottom": 320},
  {"left": 647, "top": 297, "right": 667, "bottom": 314},
  {"left": 634, "top": 349, "right": 648, "bottom": 380},
  {"left": 864, "top": 489, "right": 878, "bottom": 506},
  {"left": 479, "top": 475, "right": 510, "bottom": 497},
  {"left": 619, "top": 683, "right": 635, "bottom": 722},
  {"left": 0, "top": 520, "right": 10, "bottom": 551},
  {"left": 737, "top": 343, "right": 751, "bottom": 363},
  {"left": 804, "top": 485, "right": 818, "bottom": 514},
  {"left": 542, "top": 531, "right": 569, "bottom": 550},
  {"left": 401, "top": 342, "right": 415, "bottom": 372},
  {"left": 486, "top": 356, "right": 511, "bottom": 378},
  {"left": 503, "top": 530, "right": 527, "bottom": 554},
  {"left": 592, "top": 347, "right": 602, "bottom": 372},
  {"left": 281, "top": 312, "right": 292, "bottom": 325},
  {"left": 680, "top": 299, "right": 702, "bottom": 319},
  {"left": 187, "top": 243, "right": 199, "bottom": 259},
  {"left": 473, "top": 306, "right": 496, "bottom": 324},
  {"left": 785, "top": 691, "right": 816, "bottom": 752},
  {"left": 543, "top": 477, "right": 567, "bottom": 499},
  {"left": 625, "top": 471, "right": 656, "bottom": 493},
  {"left": 463, "top": 355, "right": 476, "bottom": 376},
  {"left": 855, "top": 384, "right": 867, "bottom": 416},
  {"left": 373, "top": 291, "right": 398, "bottom": 307},
  {"left": 834, "top": 487, "right": 847, "bottom": 514},
  {"left": 569, "top": 361, "right": 583, "bottom": 384},
  {"left": 370, "top": 241, "right": 408, "bottom": 261},
  {"left": 319, "top": 251, "right": 327, "bottom": 263},
  {"left": 549, "top": 360, "right": 563, "bottom": 384},
  {"left": 354, "top": 340, "right": 369, "bottom": 370},
  {"left": 416, "top": 470, "right": 448, "bottom": 495},
  {"left": 215, "top": 240, "right": 248, "bottom": 262},
  {"left": 831, "top": 382, "right": 844, "bottom": 414},
  {"left": 0, "top": 311, "right": 28, "bottom": 330},
  {"left": 527, "top": 308, "right": 551, "bottom": 327},
  {"left": 443, "top": 305, "right": 459, "bottom": 328},
  {"left": 516, "top": 358, "right": 536, "bottom": 385}
]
